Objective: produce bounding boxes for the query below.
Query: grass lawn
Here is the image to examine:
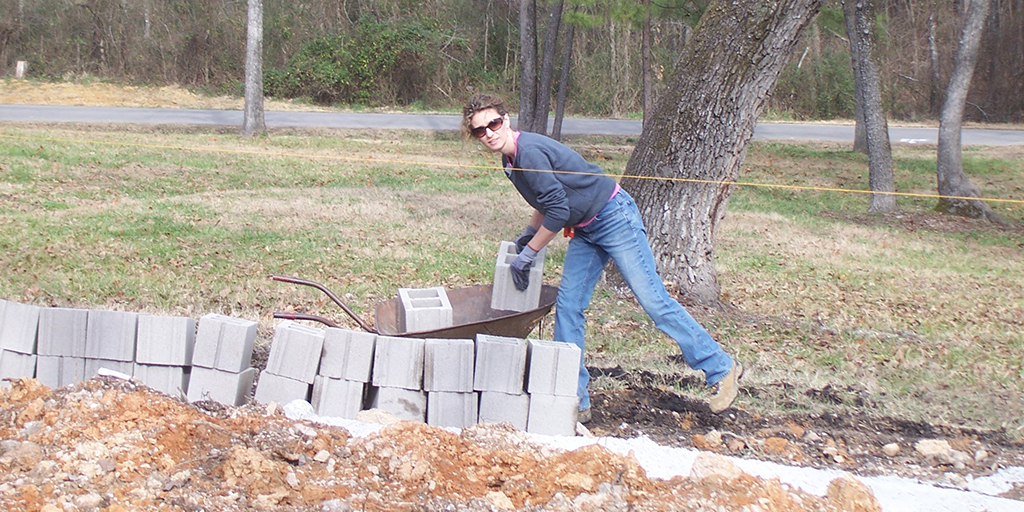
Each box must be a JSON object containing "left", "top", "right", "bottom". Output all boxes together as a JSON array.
[{"left": 1, "top": 123, "right": 1022, "bottom": 437}]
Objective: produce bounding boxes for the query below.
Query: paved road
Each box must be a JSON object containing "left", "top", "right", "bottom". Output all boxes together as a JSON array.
[{"left": 2, "top": 104, "right": 1022, "bottom": 146}]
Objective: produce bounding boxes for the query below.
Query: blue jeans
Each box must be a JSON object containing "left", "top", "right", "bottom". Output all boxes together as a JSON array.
[{"left": 552, "top": 190, "right": 734, "bottom": 411}]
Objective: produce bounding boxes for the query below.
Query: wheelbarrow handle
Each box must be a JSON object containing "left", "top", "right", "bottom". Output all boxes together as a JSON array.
[
  {"left": 272, "top": 312, "right": 339, "bottom": 328},
  {"left": 270, "top": 275, "right": 375, "bottom": 333}
]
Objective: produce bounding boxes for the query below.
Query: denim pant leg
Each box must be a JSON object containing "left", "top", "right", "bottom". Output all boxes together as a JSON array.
[
  {"left": 581, "top": 192, "right": 734, "bottom": 386},
  {"left": 553, "top": 234, "right": 610, "bottom": 412}
]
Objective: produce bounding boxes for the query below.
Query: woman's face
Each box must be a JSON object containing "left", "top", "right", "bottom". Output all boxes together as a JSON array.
[{"left": 469, "top": 108, "right": 512, "bottom": 155}]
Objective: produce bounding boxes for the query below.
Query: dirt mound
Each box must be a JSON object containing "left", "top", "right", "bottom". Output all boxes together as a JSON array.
[{"left": 0, "top": 377, "right": 878, "bottom": 511}]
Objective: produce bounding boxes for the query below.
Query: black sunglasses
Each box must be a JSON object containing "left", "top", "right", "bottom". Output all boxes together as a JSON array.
[{"left": 471, "top": 117, "right": 504, "bottom": 138}]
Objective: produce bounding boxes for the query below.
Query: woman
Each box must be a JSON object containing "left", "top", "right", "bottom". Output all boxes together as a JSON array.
[{"left": 462, "top": 93, "right": 742, "bottom": 421}]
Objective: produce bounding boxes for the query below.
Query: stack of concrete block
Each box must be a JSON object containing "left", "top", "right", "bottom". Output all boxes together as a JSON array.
[
  {"left": 35, "top": 307, "right": 88, "bottom": 388},
  {"left": 423, "top": 338, "right": 476, "bottom": 428},
  {"left": 133, "top": 314, "right": 196, "bottom": 396},
  {"left": 367, "top": 336, "right": 426, "bottom": 421},
  {"left": 187, "top": 313, "right": 257, "bottom": 406},
  {"left": 525, "top": 339, "right": 582, "bottom": 436},
  {"left": 84, "top": 310, "right": 138, "bottom": 378},
  {"left": 0, "top": 300, "right": 41, "bottom": 387},
  {"left": 397, "top": 287, "right": 453, "bottom": 334},
  {"left": 255, "top": 320, "right": 324, "bottom": 406},
  {"left": 491, "top": 241, "right": 546, "bottom": 312},
  {"left": 474, "top": 334, "right": 530, "bottom": 430},
  {"left": 312, "top": 328, "right": 376, "bottom": 419}
]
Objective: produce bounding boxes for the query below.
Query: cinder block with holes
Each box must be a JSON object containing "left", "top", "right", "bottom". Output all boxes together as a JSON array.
[
  {"left": 37, "top": 308, "right": 88, "bottom": 357},
  {"left": 265, "top": 320, "right": 324, "bottom": 384},
  {"left": 0, "top": 300, "right": 41, "bottom": 355},
  {"left": 526, "top": 339, "right": 581, "bottom": 397},
  {"left": 491, "top": 241, "right": 546, "bottom": 312},
  {"left": 423, "top": 338, "right": 474, "bottom": 392},
  {"left": 526, "top": 393, "right": 579, "bottom": 436},
  {"left": 191, "top": 314, "right": 256, "bottom": 372},
  {"left": 311, "top": 376, "right": 366, "bottom": 419},
  {"left": 371, "top": 336, "right": 424, "bottom": 390},
  {"left": 320, "top": 328, "right": 377, "bottom": 382},
  {"left": 85, "top": 310, "right": 138, "bottom": 362},
  {"left": 136, "top": 314, "right": 196, "bottom": 366},
  {"left": 254, "top": 371, "right": 312, "bottom": 405},
  {"left": 397, "top": 287, "right": 453, "bottom": 333},
  {"left": 477, "top": 391, "right": 530, "bottom": 430},
  {"left": 187, "top": 366, "right": 256, "bottom": 406},
  {"left": 473, "top": 334, "right": 527, "bottom": 394},
  {"left": 426, "top": 391, "right": 479, "bottom": 428}
]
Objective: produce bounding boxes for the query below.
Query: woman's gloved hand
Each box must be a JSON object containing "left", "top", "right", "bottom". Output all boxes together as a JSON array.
[
  {"left": 509, "top": 246, "right": 538, "bottom": 291},
  {"left": 514, "top": 225, "right": 538, "bottom": 254}
]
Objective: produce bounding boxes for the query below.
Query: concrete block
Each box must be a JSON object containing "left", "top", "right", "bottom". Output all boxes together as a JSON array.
[
  {"left": 85, "top": 310, "right": 138, "bottom": 362},
  {"left": 526, "top": 393, "right": 579, "bottom": 436},
  {"left": 311, "top": 376, "right": 366, "bottom": 419},
  {"left": 320, "top": 328, "right": 376, "bottom": 382},
  {"left": 133, "top": 363, "right": 190, "bottom": 396},
  {"left": 85, "top": 358, "right": 135, "bottom": 378},
  {"left": 366, "top": 386, "right": 427, "bottom": 422},
  {"left": 191, "top": 314, "right": 256, "bottom": 372},
  {"left": 254, "top": 371, "right": 311, "bottom": 405},
  {"left": 423, "top": 338, "right": 474, "bottom": 392},
  {"left": 0, "top": 300, "right": 41, "bottom": 355},
  {"left": 427, "top": 391, "right": 479, "bottom": 428},
  {"left": 35, "top": 356, "right": 87, "bottom": 389},
  {"left": 371, "top": 336, "right": 424, "bottom": 390},
  {"left": 526, "top": 339, "right": 581, "bottom": 397},
  {"left": 37, "top": 308, "right": 88, "bottom": 357},
  {"left": 491, "top": 241, "right": 546, "bottom": 312},
  {"left": 473, "top": 334, "right": 527, "bottom": 394},
  {"left": 136, "top": 314, "right": 196, "bottom": 365},
  {"left": 478, "top": 391, "right": 531, "bottom": 431},
  {"left": 397, "top": 287, "right": 453, "bottom": 333},
  {"left": 187, "top": 366, "right": 256, "bottom": 406},
  {"left": 265, "top": 320, "right": 324, "bottom": 384},
  {"left": 0, "top": 349, "right": 37, "bottom": 387}
]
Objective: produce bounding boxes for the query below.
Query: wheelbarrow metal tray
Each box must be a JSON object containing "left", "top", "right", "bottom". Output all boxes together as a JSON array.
[{"left": 375, "top": 284, "right": 558, "bottom": 339}]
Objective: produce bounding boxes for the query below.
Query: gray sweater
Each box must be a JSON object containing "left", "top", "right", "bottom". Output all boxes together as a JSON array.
[{"left": 502, "top": 132, "right": 618, "bottom": 232}]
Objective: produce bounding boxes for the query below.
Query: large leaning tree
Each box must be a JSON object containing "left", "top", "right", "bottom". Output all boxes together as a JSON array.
[{"left": 621, "top": 0, "right": 822, "bottom": 304}]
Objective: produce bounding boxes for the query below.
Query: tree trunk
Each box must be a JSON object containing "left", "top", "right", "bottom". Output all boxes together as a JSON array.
[
  {"left": 242, "top": 0, "right": 265, "bottom": 138},
  {"left": 844, "top": 0, "right": 896, "bottom": 213},
  {"left": 936, "top": 0, "right": 1004, "bottom": 223},
  {"left": 534, "top": 0, "right": 563, "bottom": 136},
  {"left": 551, "top": 19, "right": 575, "bottom": 142},
  {"left": 928, "top": 10, "right": 942, "bottom": 116},
  {"left": 641, "top": 0, "right": 653, "bottom": 128},
  {"left": 620, "top": 0, "right": 822, "bottom": 304},
  {"left": 843, "top": 0, "right": 867, "bottom": 154},
  {"left": 518, "top": 0, "right": 538, "bottom": 132}
]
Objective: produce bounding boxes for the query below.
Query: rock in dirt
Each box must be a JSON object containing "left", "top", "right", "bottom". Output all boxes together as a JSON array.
[{"left": 826, "top": 474, "right": 882, "bottom": 512}]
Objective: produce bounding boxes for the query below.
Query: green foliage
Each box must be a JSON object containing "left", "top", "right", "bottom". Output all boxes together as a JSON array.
[
  {"left": 774, "top": 51, "right": 855, "bottom": 120},
  {"left": 264, "top": 17, "right": 457, "bottom": 106}
]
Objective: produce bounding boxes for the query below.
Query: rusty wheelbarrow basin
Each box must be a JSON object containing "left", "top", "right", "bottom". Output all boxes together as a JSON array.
[
  {"left": 375, "top": 284, "right": 559, "bottom": 339},
  {"left": 272, "top": 275, "right": 558, "bottom": 340}
]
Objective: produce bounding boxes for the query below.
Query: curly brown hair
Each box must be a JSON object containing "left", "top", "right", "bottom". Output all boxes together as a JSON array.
[{"left": 461, "top": 93, "right": 509, "bottom": 140}]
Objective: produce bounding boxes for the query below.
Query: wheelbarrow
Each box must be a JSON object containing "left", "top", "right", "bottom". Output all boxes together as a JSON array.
[{"left": 271, "top": 275, "right": 558, "bottom": 340}]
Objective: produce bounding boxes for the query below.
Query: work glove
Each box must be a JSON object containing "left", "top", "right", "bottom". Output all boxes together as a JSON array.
[
  {"left": 509, "top": 246, "right": 538, "bottom": 291},
  {"left": 514, "top": 225, "right": 538, "bottom": 254}
]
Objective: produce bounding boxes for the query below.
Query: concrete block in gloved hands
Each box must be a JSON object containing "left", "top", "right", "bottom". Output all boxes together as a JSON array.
[{"left": 491, "top": 241, "right": 545, "bottom": 312}]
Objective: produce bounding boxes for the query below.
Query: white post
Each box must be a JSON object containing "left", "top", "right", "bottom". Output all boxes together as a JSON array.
[{"left": 15, "top": 61, "right": 27, "bottom": 79}]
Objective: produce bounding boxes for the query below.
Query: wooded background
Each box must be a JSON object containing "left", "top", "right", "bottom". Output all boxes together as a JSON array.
[{"left": 1, "top": 0, "right": 1021, "bottom": 122}]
